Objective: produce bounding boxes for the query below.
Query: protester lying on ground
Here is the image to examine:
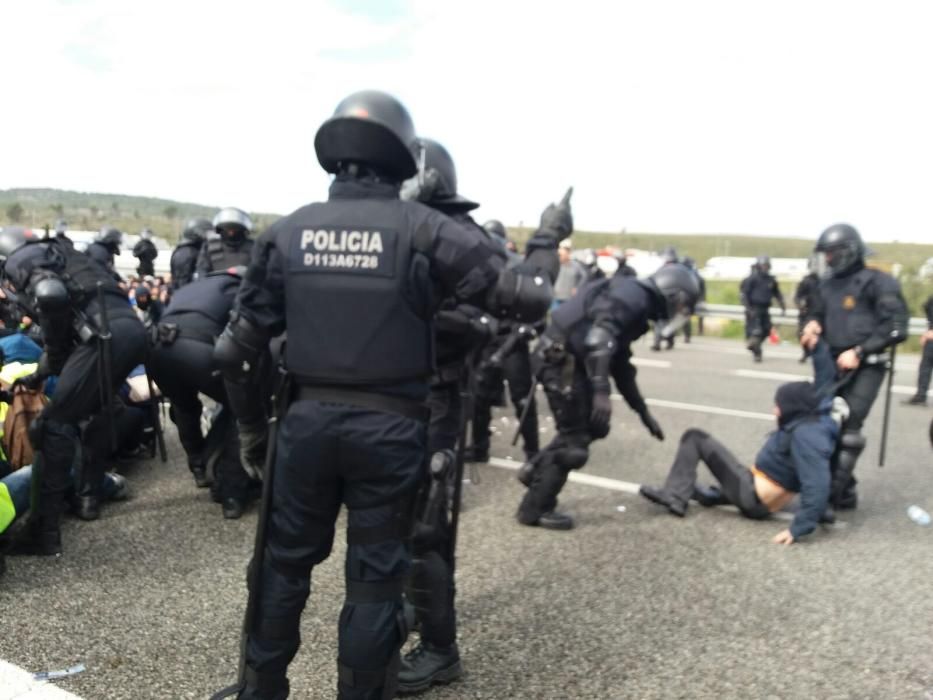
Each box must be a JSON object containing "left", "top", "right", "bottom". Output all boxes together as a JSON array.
[{"left": 639, "top": 338, "right": 842, "bottom": 544}]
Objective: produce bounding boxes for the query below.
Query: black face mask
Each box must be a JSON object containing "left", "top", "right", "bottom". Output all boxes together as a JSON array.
[
  {"left": 136, "top": 295, "right": 150, "bottom": 310},
  {"left": 774, "top": 381, "right": 819, "bottom": 428}
]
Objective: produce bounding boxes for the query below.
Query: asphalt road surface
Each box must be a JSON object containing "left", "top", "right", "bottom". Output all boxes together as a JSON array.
[{"left": 2, "top": 336, "right": 931, "bottom": 700}]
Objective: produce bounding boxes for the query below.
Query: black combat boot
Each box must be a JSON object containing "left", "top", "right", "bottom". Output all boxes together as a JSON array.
[
  {"left": 189, "top": 456, "right": 210, "bottom": 487},
  {"left": 398, "top": 641, "right": 463, "bottom": 693},
  {"left": 903, "top": 394, "right": 928, "bottom": 406},
  {"left": 236, "top": 668, "right": 289, "bottom": 700},
  {"left": 517, "top": 508, "right": 574, "bottom": 530},
  {"left": 639, "top": 485, "right": 687, "bottom": 517},
  {"left": 8, "top": 513, "right": 63, "bottom": 556},
  {"left": 222, "top": 497, "right": 246, "bottom": 520}
]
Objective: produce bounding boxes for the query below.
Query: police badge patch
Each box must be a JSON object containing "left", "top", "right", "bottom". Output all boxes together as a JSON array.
[
  {"left": 842, "top": 295, "right": 856, "bottom": 310},
  {"left": 291, "top": 228, "right": 397, "bottom": 277}
]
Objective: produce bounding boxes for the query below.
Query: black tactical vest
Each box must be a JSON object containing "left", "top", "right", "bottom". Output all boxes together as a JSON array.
[
  {"left": 745, "top": 273, "right": 777, "bottom": 306},
  {"left": 206, "top": 236, "right": 253, "bottom": 272},
  {"left": 820, "top": 268, "right": 880, "bottom": 353},
  {"left": 163, "top": 273, "right": 239, "bottom": 330},
  {"left": 281, "top": 199, "right": 434, "bottom": 384}
]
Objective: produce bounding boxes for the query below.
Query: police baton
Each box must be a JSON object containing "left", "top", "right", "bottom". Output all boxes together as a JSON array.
[
  {"left": 210, "top": 371, "right": 288, "bottom": 700},
  {"left": 511, "top": 381, "right": 539, "bottom": 447},
  {"left": 878, "top": 344, "right": 897, "bottom": 467},
  {"left": 96, "top": 282, "right": 118, "bottom": 455}
]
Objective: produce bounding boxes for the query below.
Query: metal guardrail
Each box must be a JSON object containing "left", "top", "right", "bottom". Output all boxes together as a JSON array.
[{"left": 697, "top": 304, "right": 929, "bottom": 336}]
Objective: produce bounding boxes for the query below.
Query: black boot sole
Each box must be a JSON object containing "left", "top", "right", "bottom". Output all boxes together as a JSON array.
[{"left": 397, "top": 659, "right": 463, "bottom": 694}]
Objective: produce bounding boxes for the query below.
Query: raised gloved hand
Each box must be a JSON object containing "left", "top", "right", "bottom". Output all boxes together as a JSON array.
[
  {"left": 238, "top": 420, "right": 268, "bottom": 480},
  {"left": 538, "top": 187, "right": 574, "bottom": 241},
  {"left": 590, "top": 391, "right": 612, "bottom": 435},
  {"left": 640, "top": 410, "right": 665, "bottom": 441}
]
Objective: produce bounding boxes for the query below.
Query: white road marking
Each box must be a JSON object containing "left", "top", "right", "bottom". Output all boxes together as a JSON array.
[
  {"left": 0, "top": 659, "right": 84, "bottom": 699},
  {"left": 486, "top": 457, "right": 846, "bottom": 528},
  {"left": 488, "top": 457, "right": 640, "bottom": 493},
  {"left": 639, "top": 397, "right": 775, "bottom": 421},
  {"left": 631, "top": 357, "right": 672, "bottom": 368},
  {"left": 731, "top": 369, "right": 928, "bottom": 397}
]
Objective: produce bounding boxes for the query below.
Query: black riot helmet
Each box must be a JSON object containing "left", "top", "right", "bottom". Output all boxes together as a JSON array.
[
  {"left": 814, "top": 223, "right": 866, "bottom": 277},
  {"left": 97, "top": 226, "right": 123, "bottom": 252},
  {"left": 182, "top": 217, "right": 212, "bottom": 243},
  {"left": 54, "top": 219, "right": 68, "bottom": 235},
  {"left": 213, "top": 208, "right": 253, "bottom": 242},
  {"left": 756, "top": 255, "right": 771, "bottom": 273},
  {"left": 660, "top": 245, "right": 679, "bottom": 264},
  {"left": 483, "top": 220, "right": 507, "bottom": 240},
  {"left": 401, "top": 138, "right": 478, "bottom": 211},
  {"left": 314, "top": 90, "right": 419, "bottom": 181},
  {"left": 0, "top": 226, "right": 39, "bottom": 262},
  {"left": 140, "top": 227, "right": 153, "bottom": 240},
  {"left": 643, "top": 262, "right": 701, "bottom": 321}
]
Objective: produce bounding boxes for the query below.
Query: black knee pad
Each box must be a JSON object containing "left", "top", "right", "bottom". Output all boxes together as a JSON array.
[
  {"left": 839, "top": 431, "right": 866, "bottom": 452},
  {"left": 553, "top": 445, "right": 588, "bottom": 470}
]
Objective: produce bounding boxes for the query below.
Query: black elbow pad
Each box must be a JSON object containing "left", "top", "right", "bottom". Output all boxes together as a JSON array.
[
  {"left": 33, "top": 276, "right": 70, "bottom": 313},
  {"left": 214, "top": 312, "right": 269, "bottom": 383},
  {"left": 488, "top": 269, "right": 552, "bottom": 323},
  {"left": 583, "top": 325, "right": 615, "bottom": 391}
]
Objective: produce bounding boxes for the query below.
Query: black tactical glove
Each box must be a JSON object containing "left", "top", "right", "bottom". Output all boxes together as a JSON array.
[
  {"left": 639, "top": 410, "right": 665, "bottom": 441},
  {"left": 538, "top": 187, "right": 574, "bottom": 241},
  {"left": 238, "top": 420, "right": 268, "bottom": 480},
  {"left": 590, "top": 390, "right": 612, "bottom": 435}
]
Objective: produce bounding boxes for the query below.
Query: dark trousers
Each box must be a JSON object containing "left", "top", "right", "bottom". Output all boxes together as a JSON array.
[
  {"left": 41, "top": 315, "right": 147, "bottom": 519},
  {"left": 745, "top": 306, "right": 772, "bottom": 339},
  {"left": 916, "top": 341, "right": 933, "bottom": 397},
  {"left": 149, "top": 337, "right": 252, "bottom": 500},
  {"left": 661, "top": 429, "right": 770, "bottom": 518},
  {"left": 408, "top": 381, "right": 462, "bottom": 648},
  {"left": 245, "top": 400, "right": 426, "bottom": 700},
  {"left": 518, "top": 361, "right": 597, "bottom": 521},
  {"left": 471, "top": 340, "right": 539, "bottom": 458},
  {"left": 837, "top": 363, "right": 886, "bottom": 433}
]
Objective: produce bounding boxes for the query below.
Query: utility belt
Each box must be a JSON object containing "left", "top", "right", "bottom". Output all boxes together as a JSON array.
[
  {"left": 532, "top": 328, "right": 576, "bottom": 394},
  {"left": 294, "top": 383, "right": 430, "bottom": 423},
  {"left": 153, "top": 321, "right": 217, "bottom": 347},
  {"left": 73, "top": 306, "right": 134, "bottom": 344},
  {"left": 431, "top": 361, "right": 463, "bottom": 386}
]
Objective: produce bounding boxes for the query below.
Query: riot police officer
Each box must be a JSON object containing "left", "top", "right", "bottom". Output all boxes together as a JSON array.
[
  {"left": 517, "top": 264, "right": 700, "bottom": 530},
  {"left": 800, "top": 224, "right": 908, "bottom": 512},
  {"left": 133, "top": 227, "right": 159, "bottom": 277},
  {"left": 650, "top": 247, "right": 681, "bottom": 351},
  {"left": 87, "top": 226, "right": 124, "bottom": 280},
  {"left": 148, "top": 267, "right": 255, "bottom": 517},
  {"left": 904, "top": 294, "right": 933, "bottom": 406},
  {"left": 794, "top": 256, "right": 821, "bottom": 363},
  {"left": 396, "top": 138, "right": 561, "bottom": 692},
  {"left": 740, "top": 254, "right": 785, "bottom": 361},
  {"left": 53, "top": 219, "right": 73, "bottom": 247},
  {"left": 212, "top": 91, "right": 556, "bottom": 700},
  {"left": 171, "top": 217, "right": 212, "bottom": 290},
  {"left": 0, "top": 226, "right": 147, "bottom": 550},
  {"left": 196, "top": 208, "right": 254, "bottom": 277}
]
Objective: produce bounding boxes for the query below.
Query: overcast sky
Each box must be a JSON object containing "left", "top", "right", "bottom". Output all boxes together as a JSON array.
[{"left": 3, "top": 0, "right": 932, "bottom": 242}]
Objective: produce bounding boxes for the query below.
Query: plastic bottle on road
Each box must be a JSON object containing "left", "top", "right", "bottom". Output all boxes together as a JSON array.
[{"left": 907, "top": 505, "right": 931, "bottom": 526}]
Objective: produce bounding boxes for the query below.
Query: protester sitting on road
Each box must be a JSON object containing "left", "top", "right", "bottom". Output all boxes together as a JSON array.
[{"left": 640, "top": 338, "right": 840, "bottom": 544}]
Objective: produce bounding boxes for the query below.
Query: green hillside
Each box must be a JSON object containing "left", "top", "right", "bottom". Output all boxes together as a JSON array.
[{"left": 0, "top": 188, "right": 281, "bottom": 243}]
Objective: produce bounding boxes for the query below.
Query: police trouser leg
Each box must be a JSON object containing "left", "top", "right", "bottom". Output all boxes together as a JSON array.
[
  {"left": 504, "top": 343, "right": 539, "bottom": 458},
  {"left": 220, "top": 419, "right": 253, "bottom": 502},
  {"left": 917, "top": 342, "right": 933, "bottom": 397},
  {"left": 833, "top": 364, "right": 885, "bottom": 505},
  {"left": 470, "top": 399, "right": 493, "bottom": 455},
  {"left": 517, "top": 434, "right": 590, "bottom": 522},
  {"left": 245, "top": 400, "right": 424, "bottom": 700},
  {"left": 662, "top": 429, "right": 768, "bottom": 518},
  {"left": 407, "top": 546, "right": 456, "bottom": 648}
]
